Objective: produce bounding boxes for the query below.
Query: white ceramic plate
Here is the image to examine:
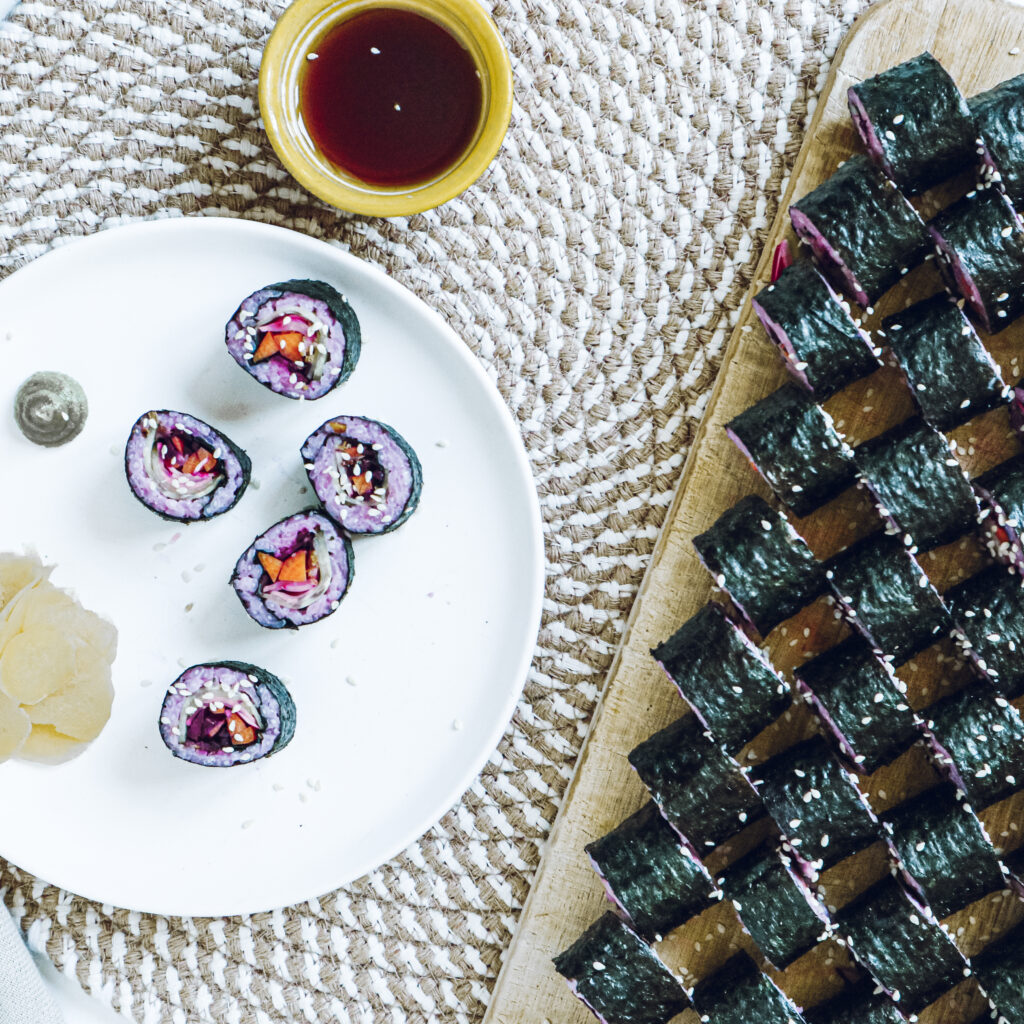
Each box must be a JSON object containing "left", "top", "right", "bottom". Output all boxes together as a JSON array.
[{"left": 0, "top": 218, "right": 543, "bottom": 916}]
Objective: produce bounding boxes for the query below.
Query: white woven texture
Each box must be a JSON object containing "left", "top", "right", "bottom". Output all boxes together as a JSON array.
[{"left": 0, "top": 0, "right": 872, "bottom": 1019}]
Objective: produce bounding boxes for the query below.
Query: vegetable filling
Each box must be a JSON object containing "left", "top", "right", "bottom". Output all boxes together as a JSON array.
[
  {"left": 334, "top": 441, "right": 388, "bottom": 509},
  {"left": 250, "top": 309, "right": 328, "bottom": 382},
  {"left": 143, "top": 417, "right": 224, "bottom": 500},
  {"left": 179, "top": 687, "right": 262, "bottom": 753},
  {"left": 257, "top": 531, "right": 333, "bottom": 611}
]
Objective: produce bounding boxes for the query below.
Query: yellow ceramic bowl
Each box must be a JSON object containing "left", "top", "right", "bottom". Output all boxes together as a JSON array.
[{"left": 259, "top": 0, "right": 513, "bottom": 217}]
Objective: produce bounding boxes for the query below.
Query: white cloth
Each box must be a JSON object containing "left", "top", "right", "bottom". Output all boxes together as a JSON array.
[{"left": 0, "top": 906, "right": 64, "bottom": 1024}]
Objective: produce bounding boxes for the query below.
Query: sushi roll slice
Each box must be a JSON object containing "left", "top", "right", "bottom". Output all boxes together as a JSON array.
[
  {"left": 585, "top": 802, "right": 719, "bottom": 942},
  {"left": 793, "top": 637, "right": 921, "bottom": 775},
  {"left": 947, "top": 564, "right": 1024, "bottom": 698},
  {"left": 158, "top": 662, "right": 295, "bottom": 767},
  {"left": 881, "top": 782, "right": 1006, "bottom": 919},
  {"left": 751, "top": 261, "right": 880, "bottom": 399},
  {"left": 847, "top": 53, "right": 976, "bottom": 195},
  {"left": 825, "top": 532, "right": 953, "bottom": 663},
  {"left": 971, "top": 73, "right": 1024, "bottom": 205},
  {"left": 124, "top": 410, "right": 250, "bottom": 522},
  {"left": 231, "top": 510, "right": 353, "bottom": 630},
  {"left": 552, "top": 912, "right": 691, "bottom": 1024},
  {"left": 651, "top": 602, "right": 790, "bottom": 754},
  {"left": 805, "top": 978, "right": 905, "bottom": 1024},
  {"left": 789, "top": 155, "right": 927, "bottom": 307},
  {"left": 923, "top": 683, "right": 1024, "bottom": 809},
  {"left": 628, "top": 714, "right": 764, "bottom": 853},
  {"left": 719, "top": 840, "right": 833, "bottom": 969},
  {"left": 883, "top": 293, "right": 1007, "bottom": 432},
  {"left": 973, "top": 921, "right": 1024, "bottom": 1023},
  {"left": 928, "top": 184, "right": 1024, "bottom": 333},
  {"left": 726, "top": 383, "right": 856, "bottom": 518},
  {"left": 975, "top": 452, "right": 1024, "bottom": 571},
  {"left": 853, "top": 417, "right": 979, "bottom": 552},
  {"left": 300, "top": 416, "right": 422, "bottom": 534},
  {"left": 693, "top": 496, "right": 825, "bottom": 638},
  {"left": 751, "top": 736, "right": 880, "bottom": 877},
  {"left": 225, "top": 279, "right": 361, "bottom": 400},
  {"left": 835, "top": 876, "right": 968, "bottom": 1015},
  {"left": 690, "top": 951, "right": 809, "bottom": 1024}
]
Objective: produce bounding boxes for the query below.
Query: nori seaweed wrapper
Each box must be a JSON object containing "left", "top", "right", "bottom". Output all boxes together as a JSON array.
[
  {"left": 790, "top": 155, "right": 927, "bottom": 307},
  {"left": 928, "top": 185, "right": 1024, "bottom": 333},
  {"left": 585, "top": 802, "right": 719, "bottom": 942},
  {"left": 806, "top": 978, "right": 906, "bottom": 1024},
  {"left": 883, "top": 292, "right": 1007, "bottom": 432},
  {"left": 726, "top": 383, "right": 856, "bottom": 517},
  {"left": 794, "top": 636, "right": 921, "bottom": 775},
  {"left": 975, "top": 451, "right": 1024, "bottom": 572},
  {"left": 847, "top": 53, "right": 976, "bottom": 195},
  {"left": 971, "top": 73, "right": 1024, "bottom": 207},
  {"left": 924, "top": 683, "right": 1024, "bottom": 809},
  {"left": 882, "top": 782, "right": 1005, "bottom": 919},
  {"left": 553, "top": 912, "right": 691, "bottom": 1024},
  {"left": 752, "top": 261, "right": 881, "bottom": 399},
  {"left": 652, "top": 602, "right": 790, "bottom": 753},
  {"left": 853, "top": 417, "right": 979, "bottom": 551},
  {"left": 719, "top": 840, "right": 832, "bottom": 969},
  {"left": 751, "top": 736, "right": 880, "bottom": 875},
  {"left": 629, "top": 714, "right": 764, "bottom": 852},
  {"left": 971, "top": 920, "right": 1024, "bottom": 1023},
  {"left": 693, "top": 495, "right": 825, "bottom": 638},
  {"left": 825, "top": 532, "right": 953, "bottom": 663},
  {"left": 836, "top": 876, "right": 967, "bottom": 1015},
  {"left": 947, "top": 564, "right": 1024, "bottom": 699},
  {"left": 690, "top": 951, "right": 808, "bottom": 1024}
]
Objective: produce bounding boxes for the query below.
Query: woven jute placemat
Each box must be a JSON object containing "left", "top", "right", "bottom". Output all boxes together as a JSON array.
[{"left": 0, "top": 0, "right": 872, "bottom": 1018}]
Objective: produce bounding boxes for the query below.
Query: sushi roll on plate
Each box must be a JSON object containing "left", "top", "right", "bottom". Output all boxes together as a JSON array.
[
  {"left": 232, "top": 510, "right": 354, "bottom": 629},
  {"left": 301, "top": 415, "right": 422, "bottom": 534},
  {"left": 159, "top": 662, "right": 296, "bottom": 767},
  {"left": 124, "top": 410, "right": 251, "bottom": 522}
]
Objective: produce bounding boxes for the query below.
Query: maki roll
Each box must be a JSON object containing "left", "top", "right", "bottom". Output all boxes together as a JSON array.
[
  {"left": 847, "top": 53, "right": 976, "bottom": 195},
  {"left": 883, "top": 292, "right": 1007, "bottom": 432},
  {"left": 124, "top": 410, "right": 250, "bottom": 522},
  {"left": 690, "top": 951, "right": 808, "bottom": 1024},
  {"left": 651, "top": 602, "right": 790, "bottom": 754},
  {"left": 232, "top": 510, "right": 353, "bottom": 630},
  {"left": 726, "top": 383, "right": 856, "bottom": 517},
  {"left": 793, "top": 637, "right": 921, "bottom": 775},
  {"left": 225, "top": 279, "right": 361, "bottom": 400},
  {"left": 853, "top": 417, "right": 978, "bottom": 552},
  {"left": 928, "top": 184, "right": 1024, "bottom": 333},
  {"left": 158, "top": 662, "right": 295, "bottom": 767},
  {"left": 971, "top": 73, "right": 1024, "bottom": 206},
  {"left": 693, "top": 495, "right": 825, "bottom": 638},
  {"left": 300, "top": 416, "right": 422, "bottom": 534},
  {"left": 751, "top": 735, "right": 880, "bottom": 876},
  {"left": 825, "top": 532, "right": 953, "bottom": 663},
  {"left": 975, "top": 452, "right": 1024, "bottom": 571},
  {"left": 751, "top": 261, "right": 880, "bottom": 399},
  {"left": 552, "top": 912, "right": 691, "bottom": 1024},
  {"left": 719, "top": 840, "right": 833, "bottom": 969},
  {"left": 881, "top": 782, "right": 1005, "bottom": 919},
  {"left": 973, "top": 921, "right": 1024, "bottom": 1023},
  {"left": 836, "top": 876, "right": 967, "bottom": 1015},
  {"left": 805, "top": 978, "right": 905, "bottom": 1024},
  {"left": 585, "top": 801, "right": 719, "bottom": 942},
  {"left": 789, "top": 155, "right": 927, "bottom": 307},
  {"left": 924, "top": 683, "right": 1024, "bottom": 809},
  {"left": 628, "top": 714, "right": 764, "bottom": 852},
  {"left": 947, "top": 565, "right": 1024, "bottom": 698}
]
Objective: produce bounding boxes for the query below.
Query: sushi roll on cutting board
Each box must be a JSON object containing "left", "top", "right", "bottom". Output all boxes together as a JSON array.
[
  {"left": 690, "top": 951, "right": 808, "bottom": 1024},
  {"left": 973, "top": 921, "right": 1024, "bottom": 1024},
  {"left": 974, "top": 452, "right": 1024, "bottom": 571},
  {"left": 972, "top": 73, "right": 1024, "bottom": 205}
]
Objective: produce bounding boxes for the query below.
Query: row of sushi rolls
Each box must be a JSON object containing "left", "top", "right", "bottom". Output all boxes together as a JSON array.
[
  {"left": 0, "top": 277, "right": 421, "bottom": 769},
  {"left": 554, "top": 55, "right": 1024, "bottom": 1024}
]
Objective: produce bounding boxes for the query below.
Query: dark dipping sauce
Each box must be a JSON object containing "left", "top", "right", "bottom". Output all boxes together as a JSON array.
[{"left": 300, "top": 8, "right": 483, "bottom": 187}]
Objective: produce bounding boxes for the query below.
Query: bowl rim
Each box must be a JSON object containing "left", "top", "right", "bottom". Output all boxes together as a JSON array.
[{"left": 259, "top": 0, "right": 514, "bottom": 217}]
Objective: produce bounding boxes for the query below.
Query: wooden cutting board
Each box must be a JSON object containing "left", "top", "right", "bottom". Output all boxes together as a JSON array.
[{"left": 483, "top": 0, "right": 1024, "bottom": 1021}]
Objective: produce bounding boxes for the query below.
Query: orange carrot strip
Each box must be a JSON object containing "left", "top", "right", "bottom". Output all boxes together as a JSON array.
[
  {"left": 257, "top": 552, "right": 283, "bottom": 582},
  {"left": 278, "top": 550, "right": 308, "bottom": 582}
]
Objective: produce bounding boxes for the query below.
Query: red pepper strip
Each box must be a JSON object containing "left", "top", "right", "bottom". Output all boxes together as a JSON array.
[{"left": 770, "top": 239, "right": 792, "bottom": 283}]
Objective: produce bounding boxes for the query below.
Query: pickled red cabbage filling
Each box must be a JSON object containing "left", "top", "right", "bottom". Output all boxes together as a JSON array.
[
  {"left": 335, "top": 441, "right": 388, "bottom": 507},
  {"left": 256, "top": 531, "right": 333, "bottom": 611},
  {"left": 251, "top": 309, "right": 328, "bottom": 382},
  {"left": 179, "top": 687, "right": 262, "bottom": 752},
  {"left": 143, "top": 419, "right": 224, "bottom": 500}
]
